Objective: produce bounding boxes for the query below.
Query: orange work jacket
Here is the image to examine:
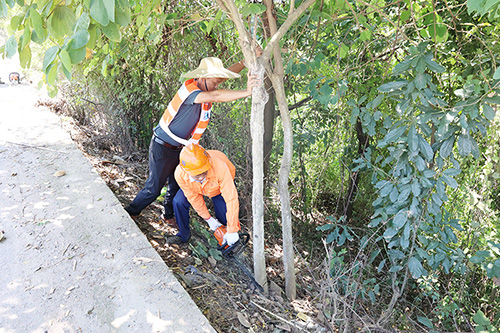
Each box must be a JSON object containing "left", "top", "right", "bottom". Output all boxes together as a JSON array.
[{"left": 174, "top": 150, "right": 240, "bottom": 233}]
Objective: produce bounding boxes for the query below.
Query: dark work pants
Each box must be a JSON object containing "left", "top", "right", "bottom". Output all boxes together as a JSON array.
[
  {"left": 173, "top": 190, "right": 228, "bottom": 242},
  {"left": 126, "top": 137, "right": 180, "bottom": 218}
]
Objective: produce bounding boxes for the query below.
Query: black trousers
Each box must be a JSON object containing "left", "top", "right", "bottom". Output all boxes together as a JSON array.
[{"left": 126, "top": 137, "right": 180, "bottom": 218}]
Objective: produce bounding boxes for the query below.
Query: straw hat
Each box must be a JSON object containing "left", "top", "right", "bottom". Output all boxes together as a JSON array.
[{"left": 181, "top": 57, "right": 240, "bottom": 79}]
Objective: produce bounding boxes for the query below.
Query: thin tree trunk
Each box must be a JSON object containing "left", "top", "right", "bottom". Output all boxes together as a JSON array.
[
  {"left": 250, "top": 61, "right": 269, "bottom": 291},
  {"left": 270, "top": 71, "right": 296, "bottom": 299},
  {"left": 263, "top": 76, "right": 275, "bottom": 183}
]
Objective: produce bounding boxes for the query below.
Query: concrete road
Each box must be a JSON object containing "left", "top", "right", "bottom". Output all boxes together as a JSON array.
[{"left": 0, "top": 81, "right": 216, "bottom": 333}]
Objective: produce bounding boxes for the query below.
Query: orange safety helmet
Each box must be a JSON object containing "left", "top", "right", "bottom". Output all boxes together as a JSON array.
[{"left": 179, "top": 144, "right": 212, "bottom": 176}]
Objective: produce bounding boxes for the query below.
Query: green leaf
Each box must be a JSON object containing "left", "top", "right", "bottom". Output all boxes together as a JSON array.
[
  {"left": 75, "top": 12, "right": 90, "bottom": 30},
  {"left": 440, "top": 136, "right": 455, "bottom": 158},
  {"left": 389, "top": 265, "right": 403, "bottom": 273},
  {"left": 71, "top": 29, "right": 90, "bottom": 49},
  {"left": 87, "top": 24, "right": 98, "bottom": 49},
  {"left": 425, "top": 58, "right": 445, "bottom": 73},
  {"left": 392, "top": 58, "right": 412, "bottom": 75},
  {"left": 414, "top": 73, "right": 427, "bottom": 90},
  {"left": 473, "top": 310, "right": 491, "bottom": 326},
  {"left": 457, "top": 133, "right": 472, "bottom": 156},
  {"left": 383, "top": 227, "right": 398, "bottom": 240},
  {"left": 411, "top": 180, "right": 421, "bottom": 196},
  {"left": 441, "top": 175, "right": 458, "bottom": 188},
  {"left": 417, "top": 317, "right": 433, "bottom": 329},
  {"left": 316, "top": 224, "right": 334, "bottom": 231},
  {"left": 408, "top": 256, "right": 424, "bottom": 278},
  {"left": 0, "top": 0, "right": 8, "bottom": 18},
  {"left": 19, "top": 44, "right": 31, "bottom": 68},
  {"left": 101, "top": 22, "right": 121, "bottom": 42},
  {"left": 60, "top": 62, "right": 71, "bottom": 80},
  {"left": 47, "top": 5, "right": 76, "bottom": 39},
  {"left": 443, "top": 168, "right": 460, "bottom": 176},
  {"left": 249, "top": 3, "right": 266, "bottom": 14},
  {"left": 408, "top": 125, "right": 418, "bottom": 153},
  {"left": 5, "top": 35, "right": 17, "bottom": 58},
  {"left": 393, "top": 211, "right": 407, "bottom": 230},
  {"left": 494, "top": 67, "right": 500, "bottom": 79},
  {"left": 46, "top": 63, "right": 58, "bottom": 86},
  {"left": 483, "top": 103, "right": 496, "bottom": 121},
  {"left": 338, "top": 43, "right": 349, "bottom": 59},
  {"left": 378, "top": 81, "right": 408, "bottom": 93},
  {"left": 68, "top": 46, "right": 86, "bottom": 64},
  {"left": 484, "top": 96, "right": 500, "bottom": 104},
  {"left": 43, "top": 46, "right": 59, "bottom": 72},
  {"left": 30, "top": 8, "right": 44, "bottom": 38},
  {"left": 384, "top": 125, "right": 408, "bottom": 144},
  {"left": 90, "top": 0, "right": 113, "bottom": 26},
  {"left": 484, "top": 0, "right": 500, "bottom": 12},
  {"left": 319, "top": 83, "right": 333, "bottom": 95},
  {"left": 419, "top": 136, "right": 434, "bottom": 161},
  {"left": 10, "top": 15, "right": 22, "bottom": 30},
  {"left": 115, "top": 0, "right": 131, "bottom": 26},
  {"left": 371, "top": 94, "right": 384, "bottom": 109},
  {"left": 31, "top": 27, "right": 48, "bottom": 44},
  {"left": 59, "top": 49, "right": 72, "bottom": 72},
  {"left": 21, "top": 26, "right": 31, "bottom": 50},
  {"left": 467, "top": 0, "right": 487, "bottom": 15}
]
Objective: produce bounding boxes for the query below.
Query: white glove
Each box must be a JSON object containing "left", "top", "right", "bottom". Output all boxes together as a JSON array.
[
  {"left": 205, "top": 217, "right": 222, "bottom": 231},
  {"left": 223, "top": 232, "right": 239, "bottom": 246}
]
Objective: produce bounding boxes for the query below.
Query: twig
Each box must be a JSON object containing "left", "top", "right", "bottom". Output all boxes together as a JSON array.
[
  {"left": 250, "top": 300, "right": 308, "bottom": 332},
  {"left": 0, "top": 140, "right": 69, "bottom": 154}
]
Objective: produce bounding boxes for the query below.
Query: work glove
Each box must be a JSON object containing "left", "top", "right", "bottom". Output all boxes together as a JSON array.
[
  {"left": 223, "top": 232, "right": 239, "bottom": 246},
  {"left": 205, "top": 217, "right": 222, "bottom": 231}
]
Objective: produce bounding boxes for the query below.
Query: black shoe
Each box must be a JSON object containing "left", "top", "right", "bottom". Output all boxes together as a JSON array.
[
  {"left": 165, "top": 235, "right": 183, "bottom": 245},
  {"left": 125, "top": 206, "right": 139, "bottom": 217}
]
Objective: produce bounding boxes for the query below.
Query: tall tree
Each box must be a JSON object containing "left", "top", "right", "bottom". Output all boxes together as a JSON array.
[{"left": 215, "top": 0, "right": 316, "bottom": 299}]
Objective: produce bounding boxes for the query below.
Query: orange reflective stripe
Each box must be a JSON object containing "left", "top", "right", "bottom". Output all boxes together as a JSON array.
[
  {"left": 197, "top": 120, "right": 209, "bottom": 128},
  {"left": 170, "top": 94, "right": 183, "bottom": 110},
  {"left": 158, "top": 79, "right": 212, "bottom": 145},
  {"left": 191, "top": 133, "right": 202, "bottom": 141},
  {"left": 162, "top": 112, "right": 173, "bottom": 123}
]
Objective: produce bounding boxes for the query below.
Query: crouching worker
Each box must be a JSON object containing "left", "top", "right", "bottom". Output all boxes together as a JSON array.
[{"left": 165, "top": 143, "right": 241, "bottom": 245}]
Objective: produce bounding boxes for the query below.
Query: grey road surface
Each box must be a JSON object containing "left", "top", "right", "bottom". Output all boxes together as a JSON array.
[{"left": 0, "top": 81, "right": 216, "bottom": 333}]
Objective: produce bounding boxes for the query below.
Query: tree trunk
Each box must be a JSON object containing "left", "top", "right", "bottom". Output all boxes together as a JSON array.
[
  {"left": 263, "top": 76, "right": 275, "bottom": 183},
  {"left": 344, "top": 117, "right": 369, "bottom": 221},
  {"left": 250, "top": 61, "right": 269, "bottom": 291},
  {"left": 270, "top": 72, "right": 296, "bottom": 299}
]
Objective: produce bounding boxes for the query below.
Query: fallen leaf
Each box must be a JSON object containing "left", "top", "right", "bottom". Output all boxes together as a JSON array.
[
  {"left": 237, "top": 312, "right": 251, "bottom": 328},
  {"left": 208, "top": 256, "right": 217, "bottom": 266},
  {"left": 0, "top": 231, "right": 4, "bottom": 241},
  {"left": 54, "top": 170, "right": 66, "bottom": 177},
  {"left": 276, "top": 323, "right": 291, "bottom": 331},
  {"left": 297, "top": 312, "right": 309, "bottom": 321},
  {"left": 133, "top": 257, "right": 155, "bottom": 264}
]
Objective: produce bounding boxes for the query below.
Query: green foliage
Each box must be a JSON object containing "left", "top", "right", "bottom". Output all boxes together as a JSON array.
[{"left": 474, "top": 310, "right": 499, "bottom": 333}]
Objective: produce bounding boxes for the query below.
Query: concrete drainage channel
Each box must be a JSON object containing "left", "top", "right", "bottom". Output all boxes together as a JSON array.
[{"left": 0, "top": 80, "right": 216, "bottom": 332}]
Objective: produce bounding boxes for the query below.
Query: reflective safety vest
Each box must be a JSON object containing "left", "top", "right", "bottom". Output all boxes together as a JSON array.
[{"left": 159, "top": 79, "right": 212, "bottom": 145}]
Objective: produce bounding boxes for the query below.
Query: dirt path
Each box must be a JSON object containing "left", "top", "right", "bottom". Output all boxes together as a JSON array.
[{"left": 0, "top": 82, "right": 215, "bottom": 332}]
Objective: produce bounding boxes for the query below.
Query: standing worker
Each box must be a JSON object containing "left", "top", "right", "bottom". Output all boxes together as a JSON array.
[
  {"left": 124, "top": 57, "right": 260, "bottom": 226},
  {"left": 167, "top": 143, "right": 240, "bottom": 245}
]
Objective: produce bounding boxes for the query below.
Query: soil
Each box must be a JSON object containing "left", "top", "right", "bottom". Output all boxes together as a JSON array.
[{"left": 36, "top": 98, "right": 331, "bottom": 333}]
